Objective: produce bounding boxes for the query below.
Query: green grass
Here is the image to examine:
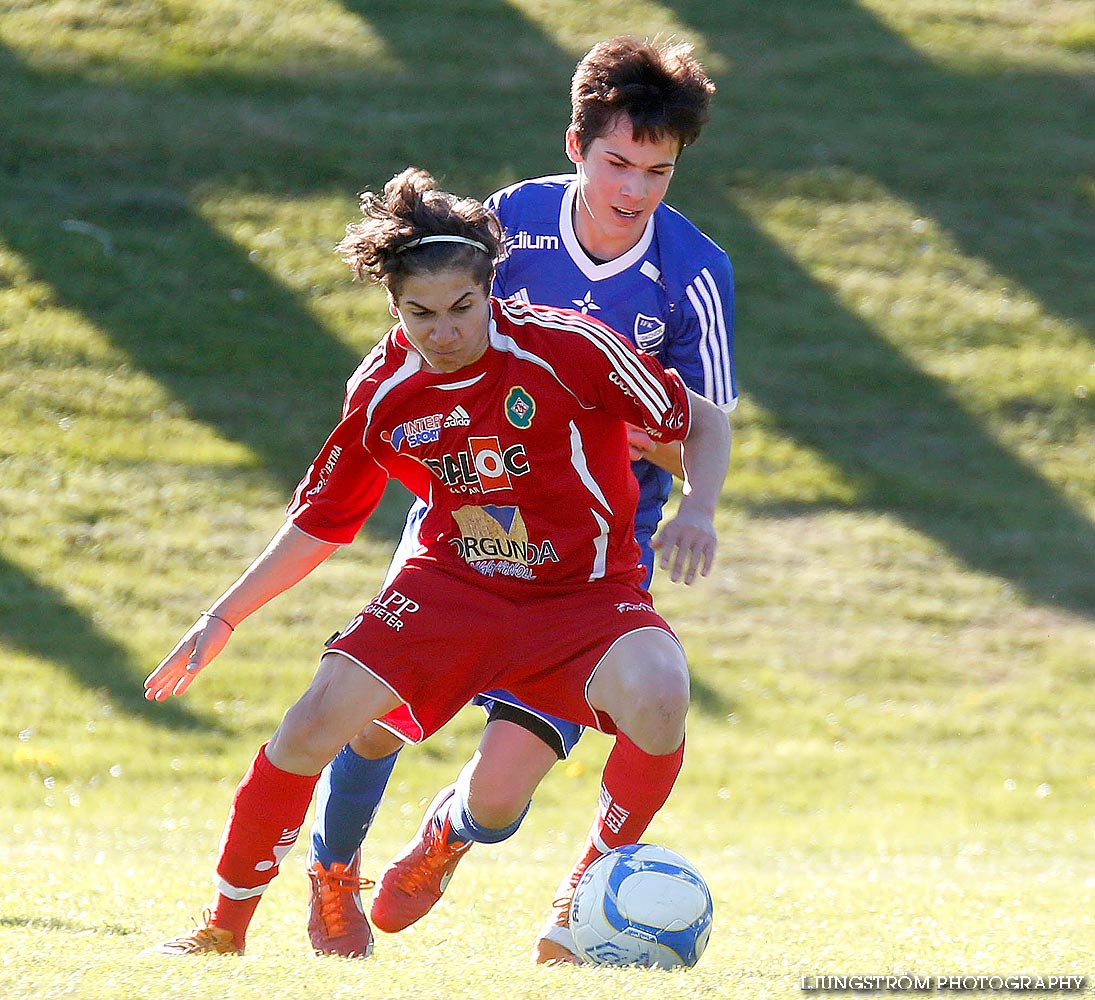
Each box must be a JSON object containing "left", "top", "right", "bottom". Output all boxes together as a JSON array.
[{"left": 1, "top": 1, "right": 1094, "bottom": 997}]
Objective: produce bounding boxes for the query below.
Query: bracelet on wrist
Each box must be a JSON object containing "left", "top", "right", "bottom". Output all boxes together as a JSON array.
[{"left": 199, "top": 610, "right": 236, "bottom": 632}]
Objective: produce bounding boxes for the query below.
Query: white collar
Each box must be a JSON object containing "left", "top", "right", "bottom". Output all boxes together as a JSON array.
[{"left": 559, "top": 180, "right": 655, "bottom": 281}]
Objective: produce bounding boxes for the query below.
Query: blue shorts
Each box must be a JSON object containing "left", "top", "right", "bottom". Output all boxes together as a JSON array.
[
  {"left": 389, "top": 501, "right": 657, "bottom": 760},
  {"left": 471, "top": 690, "right": 584, "bottom": 759}
]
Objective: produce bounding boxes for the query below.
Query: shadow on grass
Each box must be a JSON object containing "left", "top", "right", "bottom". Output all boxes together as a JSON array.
[
  {"left": 0, "top": 914, "right": 136, "bottom": 936},
  {"left": 658, "top": 0, "right": 1095, "bottom": 614},
  {"left": 0, "top": 0, "right": 1091, "bottom": 739},
  {"left": 690, "top": 674, "right": 737, "bottom": 720},
  {"left": 732, "top": 225, "right": 1095, "bottom": 613},
  {"left": 0, "top": 555, "right": 209, "bottom": 732},
  {"left": 664, "top": 0, "right": 1095, "bottom": 338},
  {"left": 0, "top": 42, "right": 440, "bottom": 523},
  {"left": 0, "top": 40, "right": 432, "bottom": 713}
]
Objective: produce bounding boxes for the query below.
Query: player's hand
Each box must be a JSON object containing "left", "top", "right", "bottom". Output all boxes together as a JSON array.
[
  {"left": 651, "top": 509, "right": 717, "bottom": 585},
  {"left": 626, "top": 423, "right": 655, "bottom": 462},
  {"left": 143, "top": 614, "right": 233, "bottom": 701}
]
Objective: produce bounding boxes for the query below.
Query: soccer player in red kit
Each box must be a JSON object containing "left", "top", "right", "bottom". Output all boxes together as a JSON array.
[
  {"left": 142, "top": 166, "right": 731, "bottom": 957},
  {"left": 309, "top": 37, "right": 733, "bottom": 965}
]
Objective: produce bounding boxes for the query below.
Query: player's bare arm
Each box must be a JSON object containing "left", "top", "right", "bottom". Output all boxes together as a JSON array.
[
  {"left": 651, "top": 390, "right": 731, "bottom": 585},
  {"left": 626, "top": 424, "right": 685, "bottom": 478},
  {"left": 143, "top": 523, "right": 340, "bottom": 701}
]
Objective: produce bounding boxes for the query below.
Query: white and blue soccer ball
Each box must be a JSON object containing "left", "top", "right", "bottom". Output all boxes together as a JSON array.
[{"left": 568, "top": 843, "right": 713, "bottom": 969}]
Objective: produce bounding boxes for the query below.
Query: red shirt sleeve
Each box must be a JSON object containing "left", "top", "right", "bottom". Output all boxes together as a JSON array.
[
  {"left": 566, "top": 313, "right": 693, "bottom": 443},
  {"left": 285, "top": 402, "right": 390, "bottom": 545}
]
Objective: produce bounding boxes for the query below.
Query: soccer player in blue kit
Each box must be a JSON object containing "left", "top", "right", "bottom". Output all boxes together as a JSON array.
[{"left": 307, "top": 36, "right": 737, "bottom": 964}]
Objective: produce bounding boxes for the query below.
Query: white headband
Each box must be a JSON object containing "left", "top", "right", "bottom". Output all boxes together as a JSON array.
[{"left": 397, "top": 234, "right": 491, "bottom": 255}]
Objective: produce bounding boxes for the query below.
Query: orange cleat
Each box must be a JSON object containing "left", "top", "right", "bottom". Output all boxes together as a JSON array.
[
  {"left": 307, "top": 856, "right": 375, "bottom": 957},
  {"left": 531, "top": 844, "right": 604, "bottom": 965},
  {"left": 143, "top": 911, "right": 242, "bottom": 956},
  {"left": 370, "top": 786, "right": 471, "bottom": 933}
]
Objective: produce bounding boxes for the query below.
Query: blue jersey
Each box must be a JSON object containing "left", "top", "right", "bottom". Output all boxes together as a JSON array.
[{"left": 487, "top": 174, "right": 736, "bottom": 553}]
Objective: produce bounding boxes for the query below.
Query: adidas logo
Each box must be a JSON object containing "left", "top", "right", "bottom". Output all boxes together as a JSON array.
[{"left": 444, "top": 406, "right": 470, "bottom": 428}]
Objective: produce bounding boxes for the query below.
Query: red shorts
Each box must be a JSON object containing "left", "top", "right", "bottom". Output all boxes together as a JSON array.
[{"left": 324, "top": 563, "right": 678, "bottom": 744}]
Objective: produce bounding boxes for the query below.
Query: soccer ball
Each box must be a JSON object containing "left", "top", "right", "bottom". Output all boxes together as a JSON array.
[{"left": 568, "top": 843, "right": 713, "bottom": 969}]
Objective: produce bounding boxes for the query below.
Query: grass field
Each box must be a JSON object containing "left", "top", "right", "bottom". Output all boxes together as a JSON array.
[{"left": 1, "top": 1, "right": 1094, "bottom": 997}]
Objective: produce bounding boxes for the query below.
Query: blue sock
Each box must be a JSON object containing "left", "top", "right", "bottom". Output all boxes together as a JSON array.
[
  {"left": 311, "top": 744, "right": 400, "bottom": 868},
  {"left": 443, "top": 781, "right": 530, "bottom": 845}
]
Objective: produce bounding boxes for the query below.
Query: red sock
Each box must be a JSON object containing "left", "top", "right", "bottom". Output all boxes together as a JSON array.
[
  {"left": 560, "top": 733, "right": 685, "bottom": 892},
  {"left": 209, "top": 743, "right": 320, "bottom": 947},
  {"left": 209, "top": 894, "right": 261, "bottom": 948}
]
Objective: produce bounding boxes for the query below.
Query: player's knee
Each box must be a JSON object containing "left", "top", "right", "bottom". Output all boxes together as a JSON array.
[
  {"left": 628, "top": 692, "right": 688, "bottom": 755},
  {"left": 274, "top": 699, "right": 345, "bottom": 772},
  {"left": 621, "top": 649, "right": 689, "bottom": 755},
  {"left": 466, "top": 784, "right": 530, "bottom": 830},
  {"left": 350, "top": 723, "right": 405, "bottom": 760},
  {"left": 591, "top": 631, "right": 689, "bottom": 753},
  {"left": 638, "top": 642, "right": 690, "bottom": 707}
]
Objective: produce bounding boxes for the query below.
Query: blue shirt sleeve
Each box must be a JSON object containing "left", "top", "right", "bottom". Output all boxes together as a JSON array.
[{"left": 663, "top": 251, "right": 736, "bottom": 411}]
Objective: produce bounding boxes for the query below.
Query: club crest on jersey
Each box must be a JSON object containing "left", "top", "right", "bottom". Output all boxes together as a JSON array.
[
  {"left": 634, "top": 314, "right": 665, "bottom": 351},
  {"left": 423, "top": 435, "right": 530, "bottom": 494},
  {"left": 505, "top": 386, "right": 535, "bottom": 429},
  {"left": 382, "top": 413, "right": 444, "bottom": 451},
  {"left": 450, "top": 505, "right": 560, "bottom": 580}
]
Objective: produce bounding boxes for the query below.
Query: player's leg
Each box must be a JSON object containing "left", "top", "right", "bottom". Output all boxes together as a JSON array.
[
  {"left": 148, "top": 652, "right": 403, "bottom": 956},
  {"left": 306, "top": 500, "right": 427, "bottom": 953},
  {"left": 462, "top": 697, "right": 577, "bottom": 826},
  {"left": 151, "top": 566, "right": 505, "bottom": 957},
  {"left": 586, "top": 626, "right": 688, "bottom": 754},
  {"left": 369, "top": 707, "right": 576, "bottom": 933},
  {"left": 311, "top": 501, "right": 426, "bottom": 869},
  {"left": 307, "top": 723, "right": 404, "bottom": 956},
  {"left": 532, "top": 624, "right": 690, "bottom": 964},
  {"left": 312, "top": 715, "right": 406, "bottom": 867}
]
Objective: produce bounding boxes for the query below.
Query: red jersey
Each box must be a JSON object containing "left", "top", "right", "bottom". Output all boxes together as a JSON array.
[{"left": 287, "top": 297, "right": 692, "bottom": 594}]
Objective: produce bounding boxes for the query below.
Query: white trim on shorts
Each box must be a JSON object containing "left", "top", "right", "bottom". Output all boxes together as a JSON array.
[
  {"left": 320, "top": 648, "right": 426, "bottom": 744},
  {"left": 583, "top": 624, "right": 685, "bottom": 731}
]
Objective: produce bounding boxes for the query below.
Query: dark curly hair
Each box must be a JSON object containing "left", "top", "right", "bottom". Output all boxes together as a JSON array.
[{"left": 337, "top": 167, "right": 504, "bottom": 298}]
